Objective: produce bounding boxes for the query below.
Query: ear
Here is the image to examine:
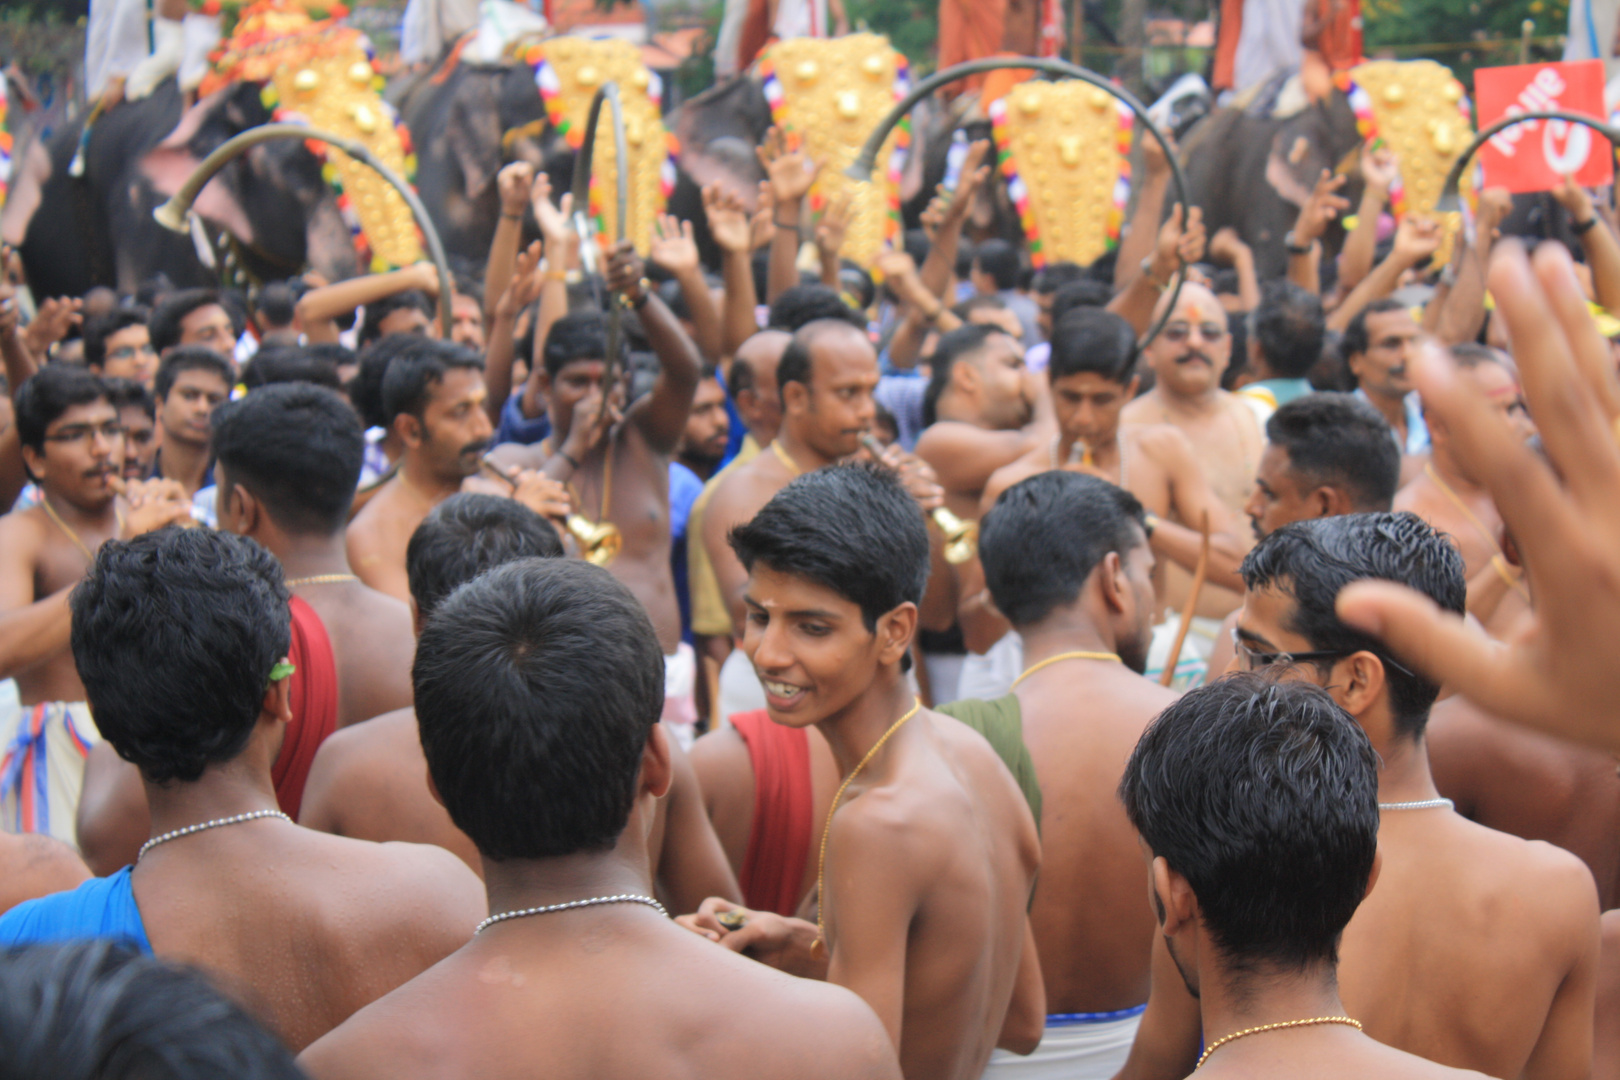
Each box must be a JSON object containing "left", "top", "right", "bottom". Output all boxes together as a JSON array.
[
  {"left": 876, "top": 601, "right": 919, "bottom": 670},
  {"left": 1152, "top": 856, "right": 1199, "bottom": 937},
  {"left": 953, "top": 359, "right": 982, "bottom": 396},
  {"left": 19, "top": 443, "right": 44, "bottom": 484},
  {"left": 393, "top": 411, "right": 424, "bottom": 449},
  {"left": 225, "top": 482, "right": 261, "bottom": 535},
  {"left": 1312, "top": 484, "right": 1353, "bottom": 518},
  {"left": 1097, "top": 550, "right": 1129, "bottom": 614},
  {"left": 642, "top": 721, "right": 674, "bottom": 801},
  {"left": 1336, "top": 651, "right": 1392, "bottom": 741},
  {"left": 1363, "top": 844, "right": 1383, "bottom": 904},
  {"left": 261, "top": 661, "right": 293, "bottom": 727},
  {"left": 782, "top": 379, "right": 810, "bottom": 415}
]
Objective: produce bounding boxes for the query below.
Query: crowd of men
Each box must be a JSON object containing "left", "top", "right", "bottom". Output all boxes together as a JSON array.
[{"left": 1, "top": 85, "right": 1620, "bottom": 1080}]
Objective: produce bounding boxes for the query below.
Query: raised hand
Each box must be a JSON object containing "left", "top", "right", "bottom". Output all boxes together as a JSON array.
[
  {"left": 1552, "top": 173, "right": 1596, "bottom": 225},
  {"left": 1153, "top": 203, "right": 1205, "bottom": 275},
  {"left": 1207, "top": 226, "right": 1250, "bottom": 267},
  {"left": 24, "top": 296, "right": 83, "bottom": 357},
  {"left": 757, "top": 125, "right": 820, "bottom": 206},
  {"left": 702, "top": 183, "right": 753, "bottom": 255},
  {"left": 116, "top": 477, "right": 194, "bottom": 536},
  {"left": 1294, "top": 169, "right": 1351, "bottom": 245},
  {"left": 1141, "top": 129, "right": 1175, "bottom": 180},
  {"left": 604, "top": 240, "right": 648, "bottom": 302},
  {"left": 530, "top": 172, "right": 576, "bottom": 252},
  {"left": 494, "top": 241, "right": 545, "bottom": 320},
  {"left": 1391, "top": 214, "right": 1443, "bottom": 265},
  {"left": 497, "top": 161, "right": 535, "bottom": 219},
  {"left": 750, "top": 181, "right": 777, "bottom": 250},
  {"left": 815, "top": 189, "right": 854, "bottom": 263},
  {"left": 1359, "top": 141, "right": 1399, "bottom": 198},
  {"left": 649, "top": 213, "right": 700, "bottom": 276}
]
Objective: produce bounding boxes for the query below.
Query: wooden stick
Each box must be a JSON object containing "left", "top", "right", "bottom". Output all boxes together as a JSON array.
[{"left": 1160, "top": 510, "right": 1211, "bottom": 688}]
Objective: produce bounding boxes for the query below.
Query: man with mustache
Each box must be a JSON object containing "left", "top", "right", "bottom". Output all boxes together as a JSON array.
[
  {"left": 0, "top": 366, "right": 192, "bottom": 849},
  {"left": 347, "top": 339, "right": 496, "bottom": 603},
  {"left": 1344, "top": 297, "right": 1429, "bottom": 462}
]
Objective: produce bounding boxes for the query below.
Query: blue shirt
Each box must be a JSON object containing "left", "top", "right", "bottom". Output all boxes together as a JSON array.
[
  {"left": 0, "top": 866, "right": 151, "bottom": 954},
  {"left": 494, "top": 392, "right": 552, "bottom": 448},
  {"left": 1354, "top": 388, "right": 1430, "bottom": 455}
]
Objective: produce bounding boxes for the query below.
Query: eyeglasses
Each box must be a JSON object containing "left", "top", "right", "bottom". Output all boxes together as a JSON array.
[
  {"left": 1231, "top": 629, "right": 1416, "bottom": 677},
  {"left": 107, "top": 342, "right": 157, "bottom": 362},
  {"left": 42, "top": 421, "right": 125, "bottom": 446},
  {"left": 1160, "top": 321, "right": 1228, "bottom": 344}
]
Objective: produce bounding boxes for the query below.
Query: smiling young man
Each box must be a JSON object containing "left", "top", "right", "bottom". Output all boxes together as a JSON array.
[
  {"left": 150, "top": 346, "right": 231, "bottom": 500},
  {"left": 1116, "top": 513, "right": 1599, "bottom": 1080},
  {"left": 685, "top": 463, "right": 1042, "bottom": 1080}
]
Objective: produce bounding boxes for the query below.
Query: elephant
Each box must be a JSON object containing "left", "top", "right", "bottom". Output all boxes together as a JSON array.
[{"left": 2, "top": 77, "right": 360, "bottom": 300}]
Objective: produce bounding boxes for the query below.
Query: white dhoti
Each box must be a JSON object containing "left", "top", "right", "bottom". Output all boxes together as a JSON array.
[
  {"left": 982, "top": 1005, "right": 1146, "bottom": 1080},
  {"left": 957, "top": 631, "right": 1024, "bottom": 702},
  {"left": 1145, "top": 613, "right": 1222, "bottom": 690},
  {"left": 0, "top": 697, "right": 102, "bottom": 850}
]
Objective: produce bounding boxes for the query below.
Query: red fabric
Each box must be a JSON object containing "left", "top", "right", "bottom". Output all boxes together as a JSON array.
[
  {"left": 1315, "top": 0, "right": 1363, "bottom": 72},
  {"left": 1212, "top": 0, "right": 1244, "bottom": 91},
  {"left": 737, "top": 0, "right": 772, "bottom": 75},
  {"left": 730, "top": 710, "right": 813, "bottom": 917},
  {"left": 271, "top": 596, "right": 339, "bottom": 819}
]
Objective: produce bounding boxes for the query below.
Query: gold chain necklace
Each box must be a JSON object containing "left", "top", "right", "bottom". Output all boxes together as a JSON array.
[
  {"left": 285, "top": 574, "right": 359, "bottom": 587},
  {"left": 770, "top": 439, "right": 803, "bottom": 478},
  {"left": 1423, "top": 463, "right": 1530, "bottom": 602},
  {"left": 40, "top": 495, "right": 122, "bottom": 562},
  {"left": 1196, "top": 1016, "right": 1362, "bottom": 1069},
  {"left": 813, "top": 697, "right": 922, "bottom": 954},
  {"left": 1012, "top": 650, "right": 1122, "bottom": 687}
]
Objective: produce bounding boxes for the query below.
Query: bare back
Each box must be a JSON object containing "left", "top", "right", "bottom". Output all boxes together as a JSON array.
[
  {"left": 0, "top": 831, "right": 90, "bottom": 914},
  {"left": 702, "top": 450, "right": 798, "bottom": 633},
  {"left": 1393, "top": 473, "right": 1500, "bottom": 577},
  {"left": 295, "top": 582, "right": 417, "bottom": 727},
  {"left": 346, "top": 478, "right": 434, "bottom": 603}
]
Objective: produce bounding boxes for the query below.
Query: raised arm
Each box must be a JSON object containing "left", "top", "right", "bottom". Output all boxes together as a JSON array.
[
  {"left": 918, "top": 140, "right": 990, "bottom": 301},
  {"left": 1110, "top": 204, "right": 1205, "bottom": 336},
  {"left": 608, "top": 243, "right": 703, "bottom": 454},
  {"left": 1338, "top": 146, "right": 1394, "bottom": 295},
  {"left": 482, "top": 240, "right": 544, "bottom": 427},
  {"left": 483, "top": 162, "right": 535, "bottom": 325},
  {"left": 876, "top": 249, "right": 961, "bottom": 371},
  {"left": 705, "top": 183, "right": 762, "bottom": 358},
  {"left": 1434, "top": 187, "right": 1511, "bottom": 346},
  {"left": 1326, "top": 215, "right": 1441, "bottom": 334},
  {"left": 758, "top": 126, "right": 820, "bottom": 303},
  {"left": 1207, "top": 228, "right": 1259, "bottom": 311},
  {"left": 815, "top": 189, "right": 854, "bottom": 290},
  {"left": 1286, "top": 170, "right": 1350, "bottom": 297},
  {"left": 1115, "top": 133, "right": 1174, "bottom": 291},
  {"left": 520, "top": 174, "right": 577, "bottom": 424},
  {"left": 296, "top": 263, "right": 439, "bottom": 344},
  {"left": 1552, "top": 175, "right": 1620, "bottom": 316},
  {"left": 650, "top": 212, "right": 723, "bottom": 362}
]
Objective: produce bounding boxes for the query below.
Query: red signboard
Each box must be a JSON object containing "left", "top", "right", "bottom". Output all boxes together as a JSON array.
[{"left": 1474, "top": 59, "right": 1612, "bottom": 193}]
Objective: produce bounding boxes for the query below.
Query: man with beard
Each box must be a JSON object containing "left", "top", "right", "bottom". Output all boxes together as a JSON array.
[
  {"left": 946, "top": 472, "right": 1174, "bottom": 1079},
  {"left": 347, "top": 340, "right": 495, "bottom": 603},
  {"left": 0, "top": 366, "right": 192, "bottom": 847},
  {"left": 678, "top": 367, "right": 732, "bottom": 482}
]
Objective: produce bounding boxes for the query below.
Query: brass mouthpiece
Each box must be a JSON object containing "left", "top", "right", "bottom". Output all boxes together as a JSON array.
[{"left": 566, "top": 514, "right": 622, "bottom": 567}]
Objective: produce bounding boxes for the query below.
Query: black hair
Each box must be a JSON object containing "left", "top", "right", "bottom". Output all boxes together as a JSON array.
[
  {"left": 102, "top": 377, "right": 156, "bottom": 421},
  {"left": 70, "top": 529, "right": 291, "bottom": 784},
  {"left": 406, "top": 493, "right": 564, "bottom": 620},
  {"left": 211, "top": 382, "right": 363, "bottom": 535},
  {"left": 1050, "top": 279, "right": 1113, "bottom": 325},
  {"left": 358, "top": 289, "right": 435, "bottom": 345},
  {"left": 954, "top": 294, "right": 1009, "bottom": 321},
  {"left": 1339, "top": 297, "right": 1406, "bottom": 362},
  {"left": 1250, "top": 280, "right": 1326, "bottom": 379},
  {"left": 1447, "top": 342, "right": 1511, "bottom": 371},
  {"left": 1240, "top": 512, "right": 1466, "bottom": 737},
  {"left": 1048, "top": 307, "right": 1137, "bottom": 384},
  {"left": 253, "top": 281, "right": 298, "bottom": 330},
  {"left": 349, "top": 333, "right": 421, "bottom": 429},
  {"left": 1118, "top": 673, "right": 1380, "bottom": 973},
  {"left": 0, "top": 941, "right": 304, "bottom": 1080},
  {"left": 973, "top": 238, "right": 1021, "bottom": 291},
  {"left": 1265, "top": 393, "right": 1399, "bottom": 512},
  {"left": 775, "top": 318, "right": 870, "bottom": 401},
  {"left": 1032, "top": 261, "right": 1088, "bottom": 297},
  {"left": 81, "top": 307, "right": 151, "bottom": 371},
  {"left": 767, "top": 283, "right": 864, "bottom": 333},
  {"left": 541, "top": 310, "right": 626, "bottom": 378},
  {"left": 379, "top": 338, "right": 484, "bottom": 424},
  {"left": 413, "top": 558, "right": 665, "bottom": 861},
  {"left": 147, "top": 289, "right": 223, "bottom": 354},
  {"left": 305, "top": 341, "right": 357, "bottom": 373},
  {"left": 154, "top": 346, "right": 233, "bottom": 402},
  {"left": 240, "top": 347, "right": 343, "bottom": 392},
  {"left": 729, "top": 461, "right": 929, "bottom": 632},
  {"left": 981, "top": 471, "right": 1146, "bottom": 627},
  {"left": 922, "top": 323, "right": 1004, "bottom": 427},
  {"left": 14, "top": 365, "right": 110, "bottom": 452}
]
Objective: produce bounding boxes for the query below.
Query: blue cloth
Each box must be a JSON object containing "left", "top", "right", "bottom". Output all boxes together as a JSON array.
[
  {"left": 669, "top": 461, "right": 705, "bottom": 645},
  {"left": 1046, "top": 1003, "right": 1148, "bottom": 1027},
  {"left": 1354, "top": 388, "right": 1430, "bottom": 455},
  {"left": 875, "top": 375, "right": 927, "bottom": 451},
  {"left": 0, "top": 866, "right": 151, "bottom": 954},
  {"left": 1248, "top": 377, "right": 1314, "bottom": 408},
  {"left": 494, "top": 393, "right": 552, "bottom": 448},
  {"left": 717, "top": 369, "right": 747, "bottom": 468}
]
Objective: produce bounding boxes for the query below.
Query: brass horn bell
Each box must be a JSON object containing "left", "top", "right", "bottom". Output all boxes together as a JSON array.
[
  {"left": 931, "top": 506, "right": 978, "bottom": 565},
  {"left": 566, "top": 514, "right": 622, "bottom": 567}
]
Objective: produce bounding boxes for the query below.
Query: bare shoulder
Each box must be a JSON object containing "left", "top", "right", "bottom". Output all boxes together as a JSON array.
[
  {"left": 1450, "top": 816, "right": 1599, "bottom": 933},
  {"left": 311, "top": 832, "right": 485, "bottom": 924},
  {"left": 981, "top": 451, "right": 1044, "bottom": 513},
  {"left": 301, "top": 709, "right": 419, "bottom": 821},
  {"left": 0, "top": 506, "right": 46, "bottom": 559},
  {"left": 0, "top": 831, "right": 91, "bottom": 912},
  {"left": 298, "top": 976, "right": 457, "bottom": 1080},
  {"left": 1121, "top": 392, "right": 1160, "bottom": 423},
  {"left": 689, "top": 724, "right": 750, "bottom": 784},
  {"left": 1133, "top": 421, "right": 1198, "bottom": 463}
]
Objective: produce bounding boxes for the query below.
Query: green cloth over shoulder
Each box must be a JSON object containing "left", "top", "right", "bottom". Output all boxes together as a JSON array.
[{"left": 937, "top": 694, "right": 1041, "bottom": 832}]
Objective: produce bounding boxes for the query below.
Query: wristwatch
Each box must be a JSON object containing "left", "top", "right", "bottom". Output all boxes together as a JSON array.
[
  {"left": 1574, "top": 217, "right": 1600, "bottom": 236},
  {"left": 1139, "top": 257, "right": 1171, "bottom": 291},
  {"left": 1284, "top": 231, "right": 1316, "bottom": 256}
]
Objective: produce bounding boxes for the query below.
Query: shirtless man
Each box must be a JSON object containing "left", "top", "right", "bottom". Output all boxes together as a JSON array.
[
  {"left": 0, "top": 366, "right": 191, "bottom": 847},
  {"left": 75, "top": 383, "right": 421, "bottom": 872},
  {"left": 965, "top": 471, "right": 1175, "bottom": 1079},
  {"left": 0, "top": 529, "right": 484, "bottom": 1053},
  {"left": 298, "top": 557, "right": 900, "bottom": 1080},
  {"left": 685, "top": 463, "right": 1043, "bottom": 1080},
  {"left": 1120, "top": 675, "right": 1490, "bottom": 1080},
  {"left": 298, "top": 493, "right": 740, "bottom": 914},
  {"left": 1123, "top": 281, "right": 1263, "bottom": 620},
  {"left": 347, "top": 338, "right": 493, "bottom": 602},
  {"left": 0, "top": 832, "right": 89, "bottom": 915},
  {"left": 147, "top": 289, "right": 237, "bottom": 359},
  {"left": 149, "top": 347, "right": 231, "bottom": 500},
  {"left": 1117, "top": 512, "right": 1599, "bottom": 1080}
]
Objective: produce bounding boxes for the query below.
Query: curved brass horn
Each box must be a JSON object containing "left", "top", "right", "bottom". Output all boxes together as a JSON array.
[
  {"left": 1434, "top": 109, "right": 1620, "bottom": 214},
  {"left": 152, "top": 123, "right": 454, "bottom": 337},
  {"left": 844, "top": 57, "right": 1192, "bottom": 347}
]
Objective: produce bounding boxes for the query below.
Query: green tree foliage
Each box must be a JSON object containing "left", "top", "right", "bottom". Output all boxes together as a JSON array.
[{"left": 847, "top": 0, "right": 939, "bottom": 70}]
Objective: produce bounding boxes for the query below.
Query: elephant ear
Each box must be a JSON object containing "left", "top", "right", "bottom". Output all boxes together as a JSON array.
[
  {"left": 446, "top": 75, "right": 503, "bottom": 203},
  {"left": 138, "top": 87, "right": 257, "bottom": 244}
]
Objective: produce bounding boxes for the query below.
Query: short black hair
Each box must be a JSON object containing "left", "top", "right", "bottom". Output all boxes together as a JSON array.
[
  {"left": 358, "top": 289, "right": 435, "bottom": 345},
  {"left": 240, "top": 346, "right": 343, "bottom": 392},
  {"left": 414, "top": 558, "right": 665, "bottom": 861},
  {"left": 541, "top": 310, "right": 625, "bottom": 378},
  {"left": 1265, "top": 393, "right": 1399, "bottom": 512},
  {"left": 102, "top": 376, "right": 155, "bottom": 421},
  {"left": 1339, "top": 297, "right": 1406, "bottom": 362},
  {"left": 71, "top": 529, "right": 291, "bottom": 784},
  {"left": 147, "top": 289, "right": 223, "bottom": 354},
  {"left": 729, "top": 461, "right": 929, "bottom": 632},
  {"left": 15, "top": 365, "right": 110, "bottom": 452},
  {"left": 406, "top": 493, "right": 564, "bottom": 619},
  {"left": 1050, "top": 279, "right": 1113, "bottom": 325},
  {"left": 767, "top": 283, "right": 864, "bottom": 333},
  {"left": 0, "top": 941, "right": 303, "bottom": 1080},
  {"left": 1240, "top": 512, "right": 1466, "bottom": 737},
  {"left": 922, "top": 323, "right": 1006, "bottom": 427},
  {"left": 81, "top": 307, "right": 151, "bottom": 370},
  {"left": 1032, "top": 261, "right": 1088, "bottom": 297},
  {"left": 973, "top": 238, "right": 1021, "bottom": 291},
  {"left": 254, "top": 281, "right": 298, "bottom": 329},
  {"left": 981, "top": 471, "right": 1146, "bottom": 627},
  {"left": 1250, "top": 280, "right": 1325, "bottom": 379},
  {"left": 1118, "top": 673, "right": 1380, "bottom": 972},
  {"left": 154, "top": 346, "right": 233, "bottom": 401},
  {"left": 350, "top": 333, "right": 420, "bottom": 429},
  {"left": 212, "top": 382, "right": 363, "bottom": 535},
  {"left": 380, "top": 338, "right": 483, "bottom": 424},
  {"left": 776, "top": 319, "right": 870, "bottom": 402},
  {"left": 1049, "top": 307, "right": 1137, "bottom": 384}
]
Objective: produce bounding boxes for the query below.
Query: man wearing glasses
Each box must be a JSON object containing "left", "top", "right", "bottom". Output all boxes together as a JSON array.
[
  {"left": 0, "top": 366, "right": 191, "bottom": 849},
  {"left": 82, "top": 308, "right": 159, "bottom": 391},
  {"left": 1115, "top": 511, "right": 1599, "bottom": 1080}
]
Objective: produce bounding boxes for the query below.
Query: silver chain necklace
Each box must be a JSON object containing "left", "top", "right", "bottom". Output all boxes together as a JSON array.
[
  {"left": 475, "top": 894, "right": 668, "bottom": 934},
  {"left": 1378, "top": 798, "right": 1454, "bottom": 811},
  {"left": 138, "top": 809, "right": 292, "bottom": 862}
]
